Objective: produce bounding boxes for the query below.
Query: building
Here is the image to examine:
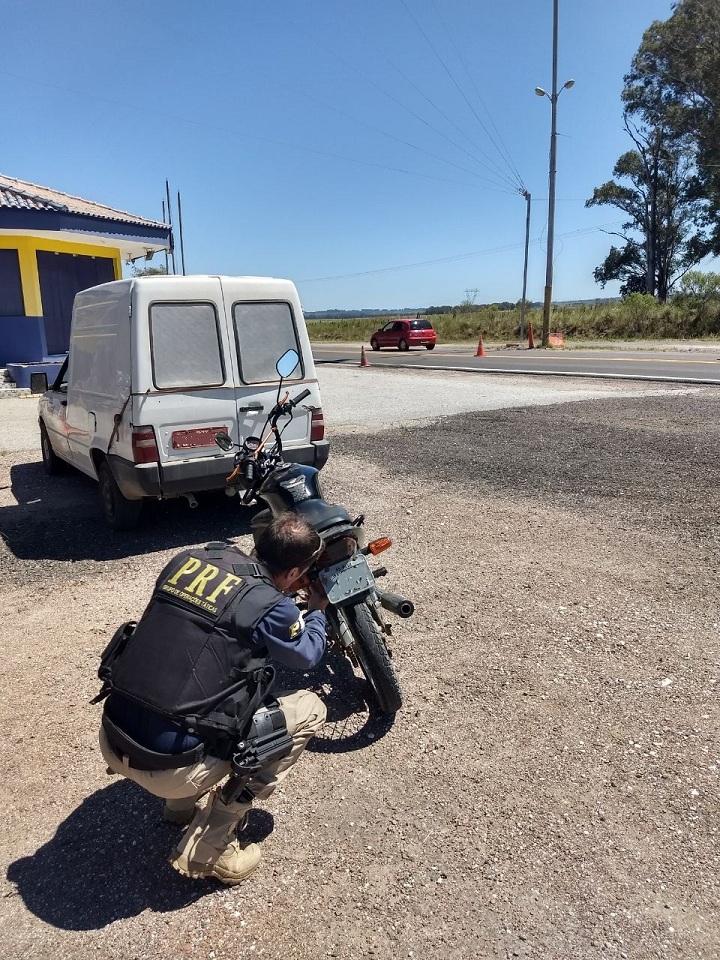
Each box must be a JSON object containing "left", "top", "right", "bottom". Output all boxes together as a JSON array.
[{"left": 0, "top": 174, "right": 172, "bottom": 377}]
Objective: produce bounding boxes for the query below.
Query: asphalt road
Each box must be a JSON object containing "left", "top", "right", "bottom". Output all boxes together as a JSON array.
[{"left": 312, "top": 342, "right": 720, "bottom": 384}]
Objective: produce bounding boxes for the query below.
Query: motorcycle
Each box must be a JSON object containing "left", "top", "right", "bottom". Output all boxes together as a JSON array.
[{"left": 215, "top": 349, "right": 412, "bottom": 714}]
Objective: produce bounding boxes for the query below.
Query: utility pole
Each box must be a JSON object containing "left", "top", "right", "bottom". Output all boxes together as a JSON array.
[
  {"left": 520, "top": 190, "right": 531, "bottom": 342},
  {"left": 161, "top": 200, "right": 169, "bottom": 275},
  {"left": 542, "top": 0, "right": 559, "bottom": 348},
  {"left": 177, "top": 191, "right": 186, "bottom": 276},
  {"left": 536, "top": 0, "right": 574, "bottom": 347},
  {"left": 165, "top": 179, "right": 177, "bottom": 275}
]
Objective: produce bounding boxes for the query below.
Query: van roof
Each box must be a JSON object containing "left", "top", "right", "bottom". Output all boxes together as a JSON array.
[
  {"left": 78, "top": 275, "right": 300, "bottom": 294},
  {"left": 132, "top": 275, "right": 292, "bottom": 282}
]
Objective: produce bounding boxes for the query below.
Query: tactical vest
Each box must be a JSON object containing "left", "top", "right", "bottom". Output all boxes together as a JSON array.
[{"left": 101, "top": 543, "right": 283, "bottom": 748}]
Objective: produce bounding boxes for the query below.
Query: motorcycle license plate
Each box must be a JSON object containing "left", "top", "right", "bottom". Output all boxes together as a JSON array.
[{"left": 318, "top": 553, "right": 374, "bottom": 605}]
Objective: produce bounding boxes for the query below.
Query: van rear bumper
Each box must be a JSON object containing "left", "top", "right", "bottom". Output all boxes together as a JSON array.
[{"left": 109, "top": 440, "right": 330, "bottom": 500}]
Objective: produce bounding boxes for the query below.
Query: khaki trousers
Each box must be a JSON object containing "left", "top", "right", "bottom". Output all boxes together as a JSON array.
[{"left": 99, "top": 689, "right": 326, "bottom": 816}]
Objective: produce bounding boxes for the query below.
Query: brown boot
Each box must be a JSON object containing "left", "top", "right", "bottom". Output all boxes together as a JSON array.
[{"left": 168, "top": 790, "right": 261, "bottom": 884}]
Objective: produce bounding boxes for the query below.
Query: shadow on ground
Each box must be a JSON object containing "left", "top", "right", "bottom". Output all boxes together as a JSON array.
[
  {"left": 275, "top": 654, "right": 396, "bottom": 754},
  {"left": 1, "top": 460, "right": 257, "bottom": 561},
  {"left": 6, "top": 780, "right": 225, "bottom": 929}
]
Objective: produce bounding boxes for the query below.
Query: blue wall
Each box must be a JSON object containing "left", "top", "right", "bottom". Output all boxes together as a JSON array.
[{"left": 0, "top": 316, "right": 47, "bottom": 366}]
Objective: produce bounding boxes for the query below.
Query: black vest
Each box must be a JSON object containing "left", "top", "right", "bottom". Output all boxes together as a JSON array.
[{"left": 107, "top": 544, "right": 283, "bottom": 745}]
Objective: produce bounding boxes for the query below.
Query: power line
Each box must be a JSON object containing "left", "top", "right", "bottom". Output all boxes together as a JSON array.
[
  {"left": 285, "top": 22, "right": 520, "bottom": 190},
  {"left": 110, "top": 0, "right": 521, "bottom": 195},
  {"left": 328, "top": 4, "right": 525, "bottom": 192},
  {"left": 429, "top": 0, "right": 527, "bottom": 191},
  {"left": 397, "top": 0, "right": 526, "bottom": 193},
  {"left": 0, "top": 70, "right": 514, "bottom": 193},
  {"left": 289, "top": 87, "right": 520, "bottom": 194},
  {"left": 298, "top": 221, "right": 624, "bottom": 283}
]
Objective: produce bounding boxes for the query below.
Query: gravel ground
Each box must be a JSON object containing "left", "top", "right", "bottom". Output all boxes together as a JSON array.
[{"left": 0, "top": 369, "right": 718, "bottom": 960}]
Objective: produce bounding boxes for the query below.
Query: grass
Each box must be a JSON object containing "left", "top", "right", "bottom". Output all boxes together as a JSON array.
[{"left": 306, "top": 296, "right": 720, "bottom": 344}]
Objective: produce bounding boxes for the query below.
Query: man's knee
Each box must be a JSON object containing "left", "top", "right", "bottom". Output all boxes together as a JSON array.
[{"left": 276, "top": 689, "right": 326, "bottom": 736}]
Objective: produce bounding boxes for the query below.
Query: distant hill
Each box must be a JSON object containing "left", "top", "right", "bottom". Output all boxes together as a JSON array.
[
  {"left": 305, "top": 308, "right": 421, "bottom": 320},
  {"left": 556, "top": 297, "right": 622, "bottom": 307},
  {"left": 305, "top": 297, "right": 620, "bottom": 319}
]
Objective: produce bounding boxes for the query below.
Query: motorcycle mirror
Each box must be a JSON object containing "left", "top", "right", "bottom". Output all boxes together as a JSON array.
[
  {"left": 276, "top": 349, "right": 300, "bottom": 380},
  {"left": 214, "top": 432, "right": 234, "bottom": 451}
]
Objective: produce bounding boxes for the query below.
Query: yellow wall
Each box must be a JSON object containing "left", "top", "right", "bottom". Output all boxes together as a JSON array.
[{"left": 0, "top": 235, "right": 121, "bottom": 316}]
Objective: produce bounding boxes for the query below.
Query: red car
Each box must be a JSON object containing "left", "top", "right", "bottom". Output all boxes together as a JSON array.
[{"left": 370, "top": 318, "right": 437, "bottom": 351}]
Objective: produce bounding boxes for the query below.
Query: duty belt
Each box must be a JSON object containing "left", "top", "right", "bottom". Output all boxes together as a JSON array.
[{"left": 102, "top": 712, "right": 206, "bottom": 771}]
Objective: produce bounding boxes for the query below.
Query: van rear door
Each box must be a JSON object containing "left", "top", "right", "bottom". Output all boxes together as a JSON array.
[
  {"left": 133, "top": 277, "right": 240, "bottom": 486},
  {"left": 220, "top": 279, "right": 315, "bottom": 453}
]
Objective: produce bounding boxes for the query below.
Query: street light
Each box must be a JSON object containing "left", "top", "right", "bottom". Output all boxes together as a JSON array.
[{"left": 536, "top": 0, "right": 574, "bottom": 347}]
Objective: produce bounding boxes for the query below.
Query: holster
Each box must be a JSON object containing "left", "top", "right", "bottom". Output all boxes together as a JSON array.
[{"left": 220, "top": 702, "right": 293, "bottom": 804}]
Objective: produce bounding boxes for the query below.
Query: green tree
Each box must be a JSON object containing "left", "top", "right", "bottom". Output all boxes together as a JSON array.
[
  {"left": 675, "top": 270, "right": 720, "bottom": 300},
  {"left": 131, "top": 264, "right": 168, "bottom": 277},
  {"left": 586, "top": 116, "right": 707, "bottom": 301},
  {"left": 624, "top": 0, "right": 720, "bottom": 252}
]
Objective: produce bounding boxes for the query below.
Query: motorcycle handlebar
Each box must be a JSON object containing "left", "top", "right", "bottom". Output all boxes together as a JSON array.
[{"left": 269, "top": 388, "right": 311, "bottom": 423}]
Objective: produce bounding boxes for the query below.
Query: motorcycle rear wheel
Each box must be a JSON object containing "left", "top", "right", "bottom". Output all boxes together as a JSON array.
[{"left": 345, "top": 602, "right": 403, "bottom": 714}]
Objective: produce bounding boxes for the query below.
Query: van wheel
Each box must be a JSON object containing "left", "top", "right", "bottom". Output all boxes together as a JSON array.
[
  {"left": 398, "top": 339, "right": 408, "bottom": 351},
  {"left": 426, "top": 344, "right": 435, "bottom": 350},
  {"left": 98, "top": 463, "right": 142, "bottom": 531},
  {"left": 40, "top": 421, "right": 65, "bottom": 476}
]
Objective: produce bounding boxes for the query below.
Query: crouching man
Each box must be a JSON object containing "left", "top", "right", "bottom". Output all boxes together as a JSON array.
[{"left": 95, "top": 514, "right": 327, "bottom": 885}]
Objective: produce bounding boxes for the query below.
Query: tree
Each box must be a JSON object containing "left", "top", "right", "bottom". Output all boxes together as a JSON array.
[
  {"left": 131, "top": 264, "right": 168, "bottom": 277},
  {"left": 624, "top": 0, "right": 720, "bottom": 252},
  {"left": 590, "top": 240, "right": 646, "bottom": 298},
  {"left": 675, "top": 270, "right": 720, "bottom": 300},
  {"left": 587, "top": 116, "right": 708, "bottom": 301}
]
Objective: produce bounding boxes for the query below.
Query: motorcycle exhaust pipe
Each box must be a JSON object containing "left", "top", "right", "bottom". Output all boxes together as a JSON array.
[{"left": 376, "top": 588, "right": 414, "bottom": 619}]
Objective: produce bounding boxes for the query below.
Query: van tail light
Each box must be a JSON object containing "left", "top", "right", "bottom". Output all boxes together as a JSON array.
[
  {"left": 311, "top": 409, "right": 325, "bottom": 442},
  {"left": 132, "top": 426, "right": 159, "bottom": 464}
]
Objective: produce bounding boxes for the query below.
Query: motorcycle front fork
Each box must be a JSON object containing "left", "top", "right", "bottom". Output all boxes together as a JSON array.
[
  {"left": 326, "top": 595, "right": 392, "bottom": 666},
  {"left": 325, "top": 607, "right": 359, "bottom": 666}
]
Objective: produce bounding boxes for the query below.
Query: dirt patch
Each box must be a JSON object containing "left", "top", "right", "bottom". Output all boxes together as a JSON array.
[{"left": 1, "top": 389, "right": 719, "bottom": 959}]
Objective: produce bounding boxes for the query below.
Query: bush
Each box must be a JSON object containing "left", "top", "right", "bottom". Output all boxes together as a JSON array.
[{"left": 305, "top": 300, "right": 720, "bottom": 343}]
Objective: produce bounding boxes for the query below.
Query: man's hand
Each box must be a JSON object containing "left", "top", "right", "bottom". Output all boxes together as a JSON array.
[{"left": 306, "top": 580, "right": 329, "bottom": 612}]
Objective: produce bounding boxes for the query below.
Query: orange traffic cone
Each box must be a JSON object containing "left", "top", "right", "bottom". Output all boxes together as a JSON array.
[
  {"left": 360, "top": 345, "right": 370, "bottom": 367},
  {"left": 527, "top": 323, "right": 535, "bottom": 349},
  {"left": 475, "top": 333, "right": 486, "bottom": 357}
]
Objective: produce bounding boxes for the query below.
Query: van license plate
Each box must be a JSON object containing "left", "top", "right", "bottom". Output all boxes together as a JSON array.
[{"left": 172, "top": 426, "right": 227, "bottom": 449}]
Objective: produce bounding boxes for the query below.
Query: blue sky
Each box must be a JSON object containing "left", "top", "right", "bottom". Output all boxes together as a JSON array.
[{"left": 4, "top": 0, "right": 705, "bottom": 311}]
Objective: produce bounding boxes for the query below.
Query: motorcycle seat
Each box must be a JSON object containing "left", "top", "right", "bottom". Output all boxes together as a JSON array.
[{"left": 295, "top": 499, "right": 352, "bottom": 531}]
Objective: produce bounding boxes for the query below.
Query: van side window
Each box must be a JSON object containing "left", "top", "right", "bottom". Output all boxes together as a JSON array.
[
  {"left": 150, "top": 302, "right": 225, "bottom": 389},
  {"left": 233, "top": 301, "right": 302, "bottom": 384}
]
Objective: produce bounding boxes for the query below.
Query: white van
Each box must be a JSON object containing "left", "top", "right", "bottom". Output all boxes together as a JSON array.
[{"left": 33, "top": 275, "right": 328, "bottom": 529}]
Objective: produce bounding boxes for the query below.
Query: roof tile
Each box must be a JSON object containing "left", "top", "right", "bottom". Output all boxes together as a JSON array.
[{"left": 0, "top": 174, "right": 169, "bottom": 229}]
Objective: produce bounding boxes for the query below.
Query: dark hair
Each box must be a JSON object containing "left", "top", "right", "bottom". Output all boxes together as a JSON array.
[{"left": 254, "top": 514, "right": 323, "bottom": 576}]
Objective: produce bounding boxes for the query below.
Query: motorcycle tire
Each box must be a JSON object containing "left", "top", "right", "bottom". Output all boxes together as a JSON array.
[{"left": 345, "top": 602, "right": 403, "bottom": 714}]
